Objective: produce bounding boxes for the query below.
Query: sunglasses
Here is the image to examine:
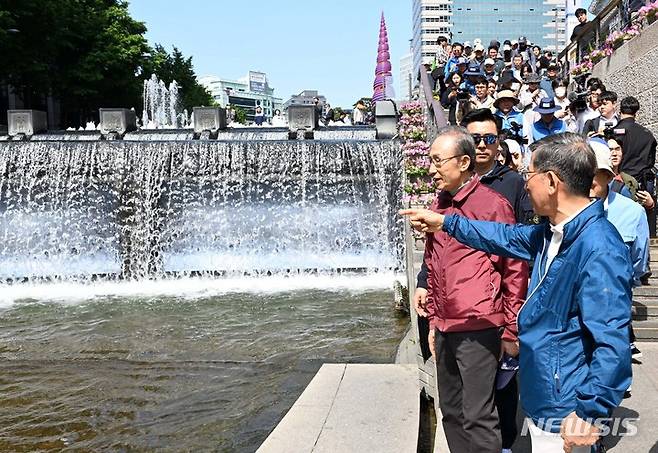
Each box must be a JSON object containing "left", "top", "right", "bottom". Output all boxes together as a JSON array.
[{"left": 471, "top": 133, "right": 498, "bottom": 145}]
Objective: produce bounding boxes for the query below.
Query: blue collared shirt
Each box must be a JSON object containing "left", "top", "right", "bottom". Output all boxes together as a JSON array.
[
  {"left": 605, "top": 190, "right": 650, "bottom": 287},
  {"left": 532, "top": 117, "right": 567, "bottom": 142}
]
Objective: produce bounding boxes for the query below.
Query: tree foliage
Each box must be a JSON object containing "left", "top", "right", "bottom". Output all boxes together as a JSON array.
[
  {"left": 0, "top": 0, "right": 210, "bottom": 127},
  {"left": 144, "top": 44, "right": 213, "bottom": 113}
]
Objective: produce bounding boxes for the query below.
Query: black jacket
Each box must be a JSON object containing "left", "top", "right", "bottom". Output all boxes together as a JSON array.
[
  {"left": 417, "top": 164, "right": 535, "bottom": 289},
  {"left": 617, "top": 117, "right": 657, "bottom": 181}
]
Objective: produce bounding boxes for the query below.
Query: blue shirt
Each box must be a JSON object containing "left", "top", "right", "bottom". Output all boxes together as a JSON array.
[
  {"left": 532, "top": 117, "right": 567, "bottom": 142},
  {"left": 494, "top": 109, "right": 525, "bottom": 132},
  {"left": 605, "top": 190, "right": 650, "bottom": 287}
]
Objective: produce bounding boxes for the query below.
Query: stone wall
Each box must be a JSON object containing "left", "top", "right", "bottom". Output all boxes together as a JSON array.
[{"left": 592, "top": 20, "right": 658, "bottom": 137}]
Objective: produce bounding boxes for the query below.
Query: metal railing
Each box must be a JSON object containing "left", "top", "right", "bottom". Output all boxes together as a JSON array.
[
  {"left": 558, "top": 0, "right": 634, "bottom": 75},
  {"left": 418, "top": 68, "right": 448, "bottom": 142}
]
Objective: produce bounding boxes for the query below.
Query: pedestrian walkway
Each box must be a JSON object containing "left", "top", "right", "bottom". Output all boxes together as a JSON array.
[
  {"left": 505, "top": 343, "right": 658, "bottom": 452},
  {"left": 257, "top": 364, "right": 420, "bottom": 453}
]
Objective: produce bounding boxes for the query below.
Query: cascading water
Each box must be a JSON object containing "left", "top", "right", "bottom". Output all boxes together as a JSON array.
[{"left": 0, "top": 138, "right": 402, "bottom": 282}]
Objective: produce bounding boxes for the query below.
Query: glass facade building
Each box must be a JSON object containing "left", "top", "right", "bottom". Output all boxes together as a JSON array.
[{"left": 451, "top": 0, "right": 567, "bottom": 51}]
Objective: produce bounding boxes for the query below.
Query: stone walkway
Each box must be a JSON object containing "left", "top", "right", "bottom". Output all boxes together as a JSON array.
[
  {"left": 509, "top": 342, "right": 658, "bottom": 453},
  {"left": 257, "top": 364, "right": 420, "bottom": 453}
]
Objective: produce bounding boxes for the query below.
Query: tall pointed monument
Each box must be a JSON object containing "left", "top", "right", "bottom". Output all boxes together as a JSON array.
[{"left": 372, "top": 12, "right": 393, "bottom": 102}]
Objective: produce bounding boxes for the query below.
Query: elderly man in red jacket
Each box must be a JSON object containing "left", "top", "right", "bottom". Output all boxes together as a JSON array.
[{"left": 418, "top": 126, "right": 528, "bottom": 453}]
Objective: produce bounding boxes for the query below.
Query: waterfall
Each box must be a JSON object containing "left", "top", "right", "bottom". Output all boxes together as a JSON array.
[{"left": 0, "top": 139, "right": 403, "bottom": 281}]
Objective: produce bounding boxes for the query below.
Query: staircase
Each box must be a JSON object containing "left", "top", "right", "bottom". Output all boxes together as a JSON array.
[{"left": 632, "top": 241, "right": 658, "bottom": 341}]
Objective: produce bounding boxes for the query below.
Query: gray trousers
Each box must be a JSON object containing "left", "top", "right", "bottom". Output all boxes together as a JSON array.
[{"left": 435, "top": 327, "right": 502, "bottom": 453}]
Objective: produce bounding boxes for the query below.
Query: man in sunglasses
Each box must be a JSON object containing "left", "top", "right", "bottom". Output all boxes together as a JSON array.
[{"left": 415, "top": 109, "right": 534, "bottom": 452}]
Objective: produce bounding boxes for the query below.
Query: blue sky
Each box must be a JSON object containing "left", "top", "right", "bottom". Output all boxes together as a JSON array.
[
  {"left": 128, "top": 1, "right": 592, "bottom": 108},
  {"left": 128, "top": 1, "right": 411, "bottom": 108}
]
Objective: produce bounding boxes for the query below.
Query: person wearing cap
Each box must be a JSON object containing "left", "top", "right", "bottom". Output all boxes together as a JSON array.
[
  {"left": 463, "top": 62, "right": 484, "bottom": 95},
  {"left": 401, "top": 132, "right": 633, "bottom": 453},
  {"left": 514, "top": 36, "right": 531, "bottom": 65},
  {"left": 530, "top": 98, "right": 567, "bottom": 144},
  {"left": 494, "top": 90, "right": 526, "bottom": 136},
  {"left": 540, "top": 62, "right": 560, "bottom": 99},
  {"left": 591, "top": 138, "right": 649, "bottom": 370},
  {"left": 463, "top": 40, "right": 473, "bottom": 58},
  {"left": 443, "top": 43, "right": 464, "bottom": 82},
  {"left": 471, "top": 43, "right": 486, "bottom": 66},
  {"left": 488, "top": 46, "right": 506, "bottom": 74},
  {"left": 409, "top": 126, "right": 528, "bottom": 453},
  {"left": 518, "top": 73, "right": 548, "bottom": 113},
  {"left": 483, "top": 58, "right": 498, "bottom": 81},
  {"left": 590, "top": 139, "right": 649, "bottom": 287}
]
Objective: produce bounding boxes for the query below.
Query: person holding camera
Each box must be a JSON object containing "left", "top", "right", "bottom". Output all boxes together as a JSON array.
[
  {"left": 442, "top": 71, "right": 467, "bottom": 125},
  {"left": 583, "top": 91, "right": 619, "bottom": 137}
]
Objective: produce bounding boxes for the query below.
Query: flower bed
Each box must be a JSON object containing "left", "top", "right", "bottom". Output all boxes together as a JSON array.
[
  {"left": 398, "top": 101, "right": 436, "bottom": 206},
  {"left": 572, "top": 9, "right": 656, "bottom": 76}
]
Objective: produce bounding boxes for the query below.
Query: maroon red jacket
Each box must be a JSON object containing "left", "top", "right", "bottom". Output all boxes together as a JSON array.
[{"left": 424, "top": 176, "right": 528, "bottom": 341}]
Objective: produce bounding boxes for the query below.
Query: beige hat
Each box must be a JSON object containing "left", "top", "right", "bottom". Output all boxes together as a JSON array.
[
  {"left": 493, "top": 90, "right": 520, "bottom": 109},
  {"left": 589, "top": 139, "right": 614, "bottom": 175}
]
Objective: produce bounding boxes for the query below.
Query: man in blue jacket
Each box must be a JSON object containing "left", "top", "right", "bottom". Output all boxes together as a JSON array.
[{"left": 402, "top": 132, "right": 632, "bottom": 452}]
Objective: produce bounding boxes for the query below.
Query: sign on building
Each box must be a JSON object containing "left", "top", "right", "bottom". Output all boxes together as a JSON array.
[{"left": 249, "top": 71, "right": 267, "bottom": 93}]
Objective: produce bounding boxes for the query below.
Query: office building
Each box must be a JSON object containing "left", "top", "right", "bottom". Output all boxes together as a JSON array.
[
  {"left": 199, "top": 72, "right": 283, "bottom": 122},
  {"left": 282, "top": 90, "right": 327, "bottom": 110},
  {"left": 411, "top": 0, "right": 453, "bottom": 77},
  {"left": 399, "top": 52, "right": 414, "bottom": 101},
  {"left": 450, "top": 1, "right": 568, "bottom": 53}
]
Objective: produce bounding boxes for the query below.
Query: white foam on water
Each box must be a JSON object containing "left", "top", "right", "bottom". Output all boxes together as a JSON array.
[{"left": 0, "top": 273, "right": 404, "bottom": 308}]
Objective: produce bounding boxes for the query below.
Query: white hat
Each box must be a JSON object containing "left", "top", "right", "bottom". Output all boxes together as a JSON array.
[
  {"left": 511, "top": 40, "right": 518, "bottom": 46},
  {"left": 589, "top": 139, "right": 614, "bottom": 174},
  {"left": 474, "top": 43, "right": 485, "bottom": 52},
  {"left": 464, "top": 41, "right": 472, "bottom": 48},
  {"left": 474, "top": 38, "right": 482, "bottom": 46},
  {"left": 504, "top": 139, "right": 522, "bottom": 157},
  {"left": 484, "top": 58, "right": 496, "bottom": 66}
]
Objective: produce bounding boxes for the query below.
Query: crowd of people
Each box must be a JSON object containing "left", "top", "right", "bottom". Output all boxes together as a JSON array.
[{"left": 405, "top": 32, "right": 658, "bottom": 453}]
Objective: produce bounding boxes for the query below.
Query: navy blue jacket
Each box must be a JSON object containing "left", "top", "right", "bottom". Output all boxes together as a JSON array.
[{"left": 443, "top": 200, "right": 632, "bottom": 431}]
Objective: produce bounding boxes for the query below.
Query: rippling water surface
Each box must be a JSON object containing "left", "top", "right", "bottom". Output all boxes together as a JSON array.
[{"left": 0, "top": 275, "right": 408, "bottom": 452}]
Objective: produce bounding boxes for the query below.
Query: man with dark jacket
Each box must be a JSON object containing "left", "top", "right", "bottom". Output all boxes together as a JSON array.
[
  {"left": 402, "top": 133, "right": 632, "bottom": 452},
  {"left": 414, "top": 126, "right": 528, "bottom": 453},
  {"left": 617, "top": 96, "right": 657, "bottom": 183}
]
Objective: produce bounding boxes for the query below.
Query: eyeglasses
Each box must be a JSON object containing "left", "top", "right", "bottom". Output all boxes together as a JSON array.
[
  {"left": 471, "top": 133, "right": 498, "bottom": 145},
  {"left": 431, "top": 154, "right": 464, "bottom": 167},
  {"left": 522, "top": 170, "right": 541, "bottom": 182},
  {"left": 522, "top": 169, "right": 563, "bottom": 183}
]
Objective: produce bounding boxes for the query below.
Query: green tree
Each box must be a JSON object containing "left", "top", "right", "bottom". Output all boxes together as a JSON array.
[
  {"left": 0, "top": 0, "right": 151, "bottom": 126},
  {"left": 144, "top": 44, "right": 213, "bottom": 112}
]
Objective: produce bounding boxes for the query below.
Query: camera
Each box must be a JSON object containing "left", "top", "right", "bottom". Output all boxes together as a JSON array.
[
  {"left": 501, "top": 121, "right": 528, "bottom": 145},
  {"left": 456, "top": 88, "right": 471, "bottom": 101},
  {"left": 568, "top": 91, "right": 589, "bottom": 113}
]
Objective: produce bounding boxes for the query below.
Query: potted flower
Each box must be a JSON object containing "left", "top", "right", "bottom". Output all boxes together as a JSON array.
[
  {"left": 589, "top": 48, "right": 607, "bottom": 64},
  {"left": 639, "top": 1, "right": 658, "bottom": 24}
]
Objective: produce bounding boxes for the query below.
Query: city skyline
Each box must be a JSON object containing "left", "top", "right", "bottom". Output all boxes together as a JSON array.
[{"left": 128, "top": 0, "right": 411, "bottom": 108}]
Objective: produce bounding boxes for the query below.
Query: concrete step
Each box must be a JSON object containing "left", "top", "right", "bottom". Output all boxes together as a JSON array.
[
  {"left": 631, "top": 286, "right": 658, "bottom": 296},
  {"left": 257, "top": 364, "right": 420, "bottom": 453},
  {"left": 632, "top": 319, "right": 658, "bottom": 341}
]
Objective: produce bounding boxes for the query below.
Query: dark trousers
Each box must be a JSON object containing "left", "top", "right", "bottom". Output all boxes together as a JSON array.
[
  {"left": 435, "top": 328, "right": 502, "bottom": 453},
  {"left": 495, "top": 374, "right": 519, "bottom": 449}
]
